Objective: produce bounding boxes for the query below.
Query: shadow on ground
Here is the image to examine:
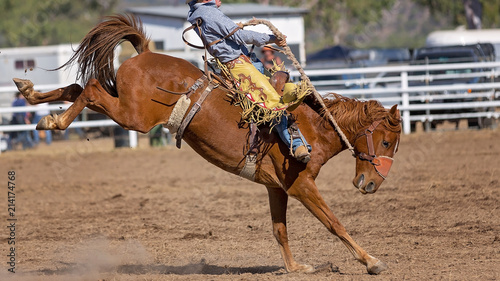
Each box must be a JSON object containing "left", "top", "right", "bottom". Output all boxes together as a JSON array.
[{"left": 33, "top": 260, "right": 283, "bottom": 276}]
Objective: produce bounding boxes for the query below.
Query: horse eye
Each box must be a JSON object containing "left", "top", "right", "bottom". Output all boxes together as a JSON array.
[{"left": 382, "top": 140, "right": 390, "bottom": 148}]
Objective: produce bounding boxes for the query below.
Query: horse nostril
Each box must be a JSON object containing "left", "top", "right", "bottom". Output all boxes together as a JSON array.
[
  {"left": 365, "top": 181, "right": 376, "bottom": 193},
  {"left": 357, "top": 174, "right": 365, "bottom": 188}
]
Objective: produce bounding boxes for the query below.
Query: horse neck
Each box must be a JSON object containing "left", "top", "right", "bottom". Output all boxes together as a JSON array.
[{"left": 301, "top": 96, "right": 373, "bottom": 160}]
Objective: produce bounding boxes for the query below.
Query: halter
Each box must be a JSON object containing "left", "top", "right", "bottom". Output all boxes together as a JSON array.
[{"left": 355, "top": 120, "right": 394, "bottom": 180}]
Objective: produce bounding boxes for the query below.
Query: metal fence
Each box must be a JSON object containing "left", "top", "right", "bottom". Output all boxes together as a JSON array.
[{"left": 290, "top": 61, "right": 500, "bottom": 134}]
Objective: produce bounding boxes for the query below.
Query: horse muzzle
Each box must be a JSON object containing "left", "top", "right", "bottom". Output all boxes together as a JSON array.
[
  {"left": 354, "top": 155, "right": 394, "bottom": 194},
  {"left": 371, "top": 155, "right": 394, "bottom": 179}
]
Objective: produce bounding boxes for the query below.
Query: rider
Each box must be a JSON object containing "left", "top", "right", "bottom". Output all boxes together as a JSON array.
[{"left": 186, "top": 0, "right": 311, "bottom": 163}]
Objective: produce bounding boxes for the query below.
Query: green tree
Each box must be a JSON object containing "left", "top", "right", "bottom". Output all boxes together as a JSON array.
[
  {"left": 0, "top": 0, "right": 117, "bottom": 47},
  {"left": 414, "top": 0, "right": 500, "bottom": 28}
]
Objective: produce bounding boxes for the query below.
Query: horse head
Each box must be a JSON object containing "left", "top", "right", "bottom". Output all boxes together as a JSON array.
[{"left": 352, "top": 104, "right": 401, "bottom": 194}]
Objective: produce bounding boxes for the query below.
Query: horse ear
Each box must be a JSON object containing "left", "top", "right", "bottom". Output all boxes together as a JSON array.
[{"left": 389, "top": 104, "right": 399, "bottom": 118}]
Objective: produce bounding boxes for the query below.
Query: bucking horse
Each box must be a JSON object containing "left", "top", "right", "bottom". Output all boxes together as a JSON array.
[{"left": 13, "top": 14, "right": 401, "bottom": 275}]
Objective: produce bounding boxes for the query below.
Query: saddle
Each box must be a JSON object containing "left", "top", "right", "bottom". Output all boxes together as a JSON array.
[{"left": 161, "top": 69, "right": 290, "bottom": 146}]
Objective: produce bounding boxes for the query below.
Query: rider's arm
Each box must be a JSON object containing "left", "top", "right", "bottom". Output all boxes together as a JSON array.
[{"left": 211, "top": 13, "right": 277, "bottom": 47}]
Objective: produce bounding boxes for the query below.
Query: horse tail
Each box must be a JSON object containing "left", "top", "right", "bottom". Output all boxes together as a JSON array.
[{"left": 60, "top": 14, "right": 150, "bottom": 97}]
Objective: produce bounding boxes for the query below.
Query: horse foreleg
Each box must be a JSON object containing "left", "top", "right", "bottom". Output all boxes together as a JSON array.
[
  {"left": 266, "top": 186, "right": 314, "bottom": 273},
  {"left": 13, "top": 78, "right": 83, "bottom": 104},
  {"left": 287, "top": 179, "right": 387, "bottom": 275}
]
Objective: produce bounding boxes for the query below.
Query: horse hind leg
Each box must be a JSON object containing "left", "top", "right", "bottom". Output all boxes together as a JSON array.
[
  {"left": 33, "top": 78, "right": 116, "bottom": 131},
  {"left": 266, "top": 186, "right": 314, "bottom": 273},
  {"left": 36, "top": 78, "right": 154, "bottom": 132},
  {"left": 13, "top": 78, "right": 83, "bottom": 104}
]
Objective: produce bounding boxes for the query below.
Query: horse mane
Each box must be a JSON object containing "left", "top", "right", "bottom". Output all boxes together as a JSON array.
[
  {"left": 305, "top": 93, "right": 401, "bottom": 136},
  {"left": 58, "top": 14, "right": 150, "bottom": 97}
]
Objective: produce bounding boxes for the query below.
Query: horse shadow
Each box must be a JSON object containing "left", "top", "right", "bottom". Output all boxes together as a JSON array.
[
  {"left": 34, "top": 259, "right": 283, "bottom": 276},
  {"left": 116, "top": 261, "right": 283, "bottom": 275}
]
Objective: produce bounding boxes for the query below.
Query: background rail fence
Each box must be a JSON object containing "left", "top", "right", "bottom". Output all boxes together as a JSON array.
[
  {"left": 1, "top": 61, "right": 499, "bottom": 146},
  {"left": 290, "top": 61, "right": 500, "bottom": 134},
  {"left": 0, "top": 102, "right": 138, "bottom": 153}
]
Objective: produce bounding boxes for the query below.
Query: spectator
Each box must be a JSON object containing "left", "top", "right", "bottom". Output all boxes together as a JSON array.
[
  {"left": 260, "top": 45, "right": 283, "bottom": 71},
  {"left": 32, "top": 103, "right": 52, "bottom": 145},
  {"left": 9, "top": 92, "right": 34, "bottom": 150}
]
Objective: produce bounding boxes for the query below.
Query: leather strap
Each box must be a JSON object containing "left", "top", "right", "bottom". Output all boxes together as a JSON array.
[
  {"left": 182, "top": 21, "right": 204, "bottom": 49},
  {"left": 355, "top": 119, "right": 395, "bottom": 179},
  {"left": 247, "top": 122, "right": 259, "bottom": 155},
  {"left": 175, "top": 81, "right": 217, "bottom": 148},
  {"left": 182, "top": 18, "right": 241, "bottom": 49},
  {"left": 239, "top": 123, "right": 259, "bottom": 181},
  {"left": 358, "top": 119, "right": 382, "bottom": 161},
  {"left": 207, "top": 25, "right": 241, "bottom": 47}
]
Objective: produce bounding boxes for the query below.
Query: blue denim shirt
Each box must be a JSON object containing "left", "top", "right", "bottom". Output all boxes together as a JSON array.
[{"left": 187, "top": 1, "right": 276, "bottom": 63}]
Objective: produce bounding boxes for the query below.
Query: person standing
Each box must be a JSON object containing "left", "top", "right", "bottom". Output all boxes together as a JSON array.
[
  {"left": 32, "top": 103, "right": 52, "bottom": 145},
  {"left": 9, "top": 92, "right": 34, "bottom": 150},
  {"left": 260, "top": 45, "right": 283, "bottom": 71}
]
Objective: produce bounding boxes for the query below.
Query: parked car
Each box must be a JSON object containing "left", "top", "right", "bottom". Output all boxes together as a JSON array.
[{"left": 409, "top": 43, "right": 496, "bottom": 129}]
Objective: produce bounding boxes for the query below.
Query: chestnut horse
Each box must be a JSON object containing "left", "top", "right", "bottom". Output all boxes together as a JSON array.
[{"left": 13, "top": 15, "right": 401, "bottom": 275}]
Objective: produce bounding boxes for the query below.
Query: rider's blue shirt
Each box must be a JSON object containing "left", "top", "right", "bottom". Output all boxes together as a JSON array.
[{"left": 187, "top": 1, "right": 276, "bottom": 63}]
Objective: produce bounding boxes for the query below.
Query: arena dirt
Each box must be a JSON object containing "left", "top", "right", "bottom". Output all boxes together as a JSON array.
[{"left": 0, "top": 128, "right": 498, "bottom": 280}]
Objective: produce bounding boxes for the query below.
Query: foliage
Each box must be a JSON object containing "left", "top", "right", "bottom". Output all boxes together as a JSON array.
[
  {"left": 414, "top": 0, "right": 500, "bottom": 28},
  {"left": 2, "top": 0, "right": 500, "bottom": 51},
  {"left": 0, "top": 0, "right": 117, "bottom": 47},
  {"left": 481, "top": 0, "right": 500, "bottom": 27}
]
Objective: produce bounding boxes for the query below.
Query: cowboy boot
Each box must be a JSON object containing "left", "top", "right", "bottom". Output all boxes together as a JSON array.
[
  {"left": 294, "top": 145, "right": 311, "bottom": 163},
  {"left": 289, "top": 121, "right": 311, "bottom": 163}
]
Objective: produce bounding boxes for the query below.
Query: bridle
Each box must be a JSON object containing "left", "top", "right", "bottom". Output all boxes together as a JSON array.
[{"left": 354, "top": 120, "right": 395, "bottom": 180}]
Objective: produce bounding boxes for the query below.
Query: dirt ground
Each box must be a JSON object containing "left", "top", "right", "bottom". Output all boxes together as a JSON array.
[{"left": 0, "top": 127, "right": 499, "bottom": 281}]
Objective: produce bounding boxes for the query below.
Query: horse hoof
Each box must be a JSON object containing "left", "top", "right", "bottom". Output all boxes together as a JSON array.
[
  {"left": 301, "top": 264, "right": 315, "bottom": 273},
  {"left": 36, "top": 115, "right": 57, "bottom": 130},
  {"left": 367, "top": 260, "right": 388, "bottom": 275},
  {"left": 290, "top": 263, "right": 315, "bottom": 273},
  {"left": 12, "top": 78, "right": 35, "bottom": 102}
]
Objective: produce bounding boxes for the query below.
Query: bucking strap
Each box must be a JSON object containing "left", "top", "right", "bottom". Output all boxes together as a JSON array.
[
  {"left": 175, "top": 82, "right": 217, "bottom": 148},
  {"left": 239, "top": 123, "right": 259, "bottom": 181}
]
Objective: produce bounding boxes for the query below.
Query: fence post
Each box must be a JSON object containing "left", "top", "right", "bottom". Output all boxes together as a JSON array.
[
  {"left": 129, "top": 130, "right": 138, "bottom": 148},
  {"left": 401, "top": 71, "right": 411, "bottom": 134}
]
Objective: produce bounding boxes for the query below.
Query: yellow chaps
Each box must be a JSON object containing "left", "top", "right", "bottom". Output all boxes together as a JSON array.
[{"left": 226, "top": 55, "right": 299, "bottom": 110}]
